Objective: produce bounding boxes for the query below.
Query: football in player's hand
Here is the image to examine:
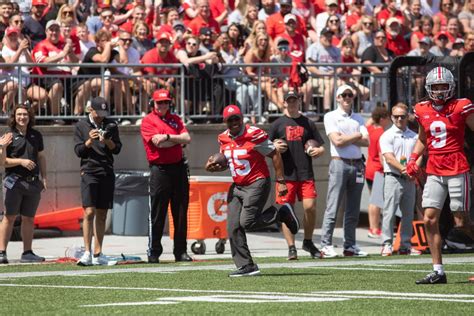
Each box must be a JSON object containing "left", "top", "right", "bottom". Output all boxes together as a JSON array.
[
  {"left": 274, "top": 139, "right": 288, "bottom": 153},
  {"left": 210, "top": 153, "right": 228, "bottom": 167},
  {"left": 304, "top": 139, "right": 320, "bottom": 155}
]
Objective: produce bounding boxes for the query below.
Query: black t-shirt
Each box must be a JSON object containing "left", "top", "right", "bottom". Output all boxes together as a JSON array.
[
  {"left": 6, "top": 127, "right": 44, "bottom": 177},
  {"left": 74, "top": 116, "right": 122, "bottom": 176},
  {"left": 23, "top": 16, "right": 46, "bottom": 48},
  {"left": 361, "top": 45, "right": 394, "bottom": 74},
  {"left": 78, "top": 47, "right": 119, "bottom": 75},
  {"left": 269, "top": 114, "right": 324, "bottom": 181}
]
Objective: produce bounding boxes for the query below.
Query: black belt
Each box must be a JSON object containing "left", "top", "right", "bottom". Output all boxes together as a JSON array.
[
  {"left": 384, "top": 172, "right": 406, "bottom": 179},
  {"left": 22, "top": 175, "right": 38, "bottom": 182},
  {"left": 332, "top": 157, "right": 364, "bottom": 165}
]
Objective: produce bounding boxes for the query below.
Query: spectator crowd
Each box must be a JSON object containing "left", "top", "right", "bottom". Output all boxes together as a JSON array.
[{"left": 0, "top": 0, "right": 473, "bottom": 123}]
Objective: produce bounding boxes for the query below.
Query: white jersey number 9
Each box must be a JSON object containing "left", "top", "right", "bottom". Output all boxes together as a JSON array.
[{"left": 430, "top": 121, "right": 447, "bottom": 149}]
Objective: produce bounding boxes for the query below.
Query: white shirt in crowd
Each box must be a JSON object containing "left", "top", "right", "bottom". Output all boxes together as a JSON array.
[
  {"left": 324, "top": 107, "right": 368, "bottom": 159},
  {"left": 379, "top": 124, "right": 418, "bottom": 174}
]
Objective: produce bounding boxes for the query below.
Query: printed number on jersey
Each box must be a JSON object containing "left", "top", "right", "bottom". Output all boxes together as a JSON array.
[
  {"left": 224, "top": 149, "right": 251, "bottom": 177},
  {"left": 430, "top": 121, "right": 447, "bottom": 148}
]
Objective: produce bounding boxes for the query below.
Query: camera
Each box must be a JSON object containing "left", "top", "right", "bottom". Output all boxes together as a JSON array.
[{"left": 98, "top": 122, "right": 117, "bottom": 140}]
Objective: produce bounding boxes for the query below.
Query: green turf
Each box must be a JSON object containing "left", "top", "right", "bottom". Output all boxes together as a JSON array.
[{"left": 1, "top": 255, "right": 474, "bottom": 315}]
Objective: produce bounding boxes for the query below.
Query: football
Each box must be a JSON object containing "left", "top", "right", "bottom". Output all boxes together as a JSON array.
[
  {"left": 304, "top": 139, "right": 320, "bottom": 155},
  {"left": 274, "top": 139, "right": 288, "bottom": 153},
  {"left": 210, "top": 152, "right": 228, "bottom": 167}
]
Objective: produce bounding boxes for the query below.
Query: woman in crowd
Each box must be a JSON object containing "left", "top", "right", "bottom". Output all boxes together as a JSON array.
[
  {"left": 132, "top": 21, "right": 154, "bottom": 58},
  {"left": 459, "top": 0, "right": 474, "bottom": 33},
  {"left": 410, "top": 15, "right": 434, "bottom": 50},
  {"left": 433, "top": 0, "right": 455, "bottom": 33},
  {"left": 352, "top": 15, "right": 375, "bottom": 58},
  {"left": 326, "top": 14, "right": 344, "bottom": 47}
]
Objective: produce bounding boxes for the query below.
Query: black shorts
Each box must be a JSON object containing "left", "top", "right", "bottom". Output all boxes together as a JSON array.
[
  {"left": 4, "top": 178, "right": 43, "bottom": 217},
  {"left": 81, "top": 173, "right": 115, "bottom": 209},
  {"left": 37, "top": 77, "right": 64, "bottom": 91}
]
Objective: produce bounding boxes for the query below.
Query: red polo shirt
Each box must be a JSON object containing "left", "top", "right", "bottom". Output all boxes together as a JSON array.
[
  {"left": 386, "top": 33, "right": 410, "bottom": 56},
  {"left": 141, "top": 48, "right": 178, "bottom": 75},
  {"left": 141, "top": 110, "right": 188, "bottom": 165}
]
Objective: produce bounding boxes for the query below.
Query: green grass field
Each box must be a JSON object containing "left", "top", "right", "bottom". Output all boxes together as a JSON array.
[{"left": 1, "top": 254, "right": 474, "bottom": 315}]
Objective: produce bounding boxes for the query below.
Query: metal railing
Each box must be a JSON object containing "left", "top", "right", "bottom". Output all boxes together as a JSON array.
[{"left": 0, "top": 61, "right": 416, "bottom": 123}]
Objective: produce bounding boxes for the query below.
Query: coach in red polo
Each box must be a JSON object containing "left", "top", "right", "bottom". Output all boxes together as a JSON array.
[{"left": 140, "top": 89, "right": 192, "bottom": 264}]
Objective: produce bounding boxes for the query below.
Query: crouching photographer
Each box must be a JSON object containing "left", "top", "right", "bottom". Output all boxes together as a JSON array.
[{"left": 74, "top": 97, "right": 122, "bottom": 266}]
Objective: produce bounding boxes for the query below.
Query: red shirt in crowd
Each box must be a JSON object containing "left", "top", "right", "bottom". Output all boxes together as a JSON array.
[
  {"left": 141, "top": 110, "right": 188, "bottom": 165},
  {"left": 386, "top": 32, "right": 410, "bottom": 56},
  {"left": 414, "top": 98, "right": 474, "bottom": 175},
  {"left": 210, "top": 0, "right": 235, "bottom": 24},
  {"left": 376, "top": 9, "right": 404, "bottom": 27},
  {"left": 188, "top": 15, "right": 220, "bottom": 35},
  {"left": 266, "top": 13, "right": 308, "bottom": 39},
  {"left": 32, "top": 38, "right": 71, "bottom": 75},
  {"left": 365, "top": 124, "right": 384, "bottom": 180},
  {"left": 141, "top": 48, "right": 178, "bottom": 75},
  {"left": 218, "top": 125, "right": 271, "bottom": 186},
  {"left": 280, "top": 31, "right": 306, "bottom": 59}
]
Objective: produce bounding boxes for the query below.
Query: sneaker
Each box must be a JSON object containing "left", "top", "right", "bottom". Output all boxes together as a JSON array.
[
  {"left": 302, "top": 239, "right": 322, "bottom": 259},
  {"left": 287, "top": 246, "right": 298, "bottom": 260},
  {"left": 368, "top": 228, "right": 382, "bottom": 239},
  {"left": 278, "top": 203, "right": 300, "bottom": 235},
  {"left": 381, "top": 244, "right": 393, "bottom": 256},
  {"left": 92, "top": 253, "right": 110, "bottom": 266},
  {"left": 415, "top": 271, "right": 447, "bottom": 284},
  {"left": 228, "top": 264, "right": 261, "bottom": 277},
  {"left": 0, "top": 252, "right": 8, "bottom": 264},
  {"left": 77, "top": 251, "right": 92, "bottom": 266},
  {"left": 321, "top": 245, "right": 338, "bottom": 258},
  {"left": 343, "top": 245, "right": 368, "bottom": 257},
  {"left": 399, "top": 248, "right": 422, "bottom": 256},
  {"left": 148, "top": 255, "right": 159, "bottom": 264},
  {"left": 20, "top": 251, "right": 45, "bottom": 263}
]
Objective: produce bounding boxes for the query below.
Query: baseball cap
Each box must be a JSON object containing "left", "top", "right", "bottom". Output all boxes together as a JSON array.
[
  {"left": 435, "top": 31, "right": 449, "bottom": 40},
  {"left": 326, "top": 0, "right": 338, "bottom": 6},
  {"left": 5, "top": 27, "right": 19, "bottom": 36},
  {"left": 320, "top": 27, "right": 334, "bottom": 36},
  {"left": 276, "top": 37, "right": 290, "bottom": 46},
  {"left": 152, "top": 89, "right": 172, "bottom": 102},
  {"left": 46, "top": 20, "right": 60, "bottom": 30},
  {"left": 90, "top": 97, "right": 109, "bottom": 117},
  {"left": 172, "top": 20, "right": 186, "bottom": 31},
  {"left": 284, "top": 91, "right": 299, "bottom": 101},
  {"left": 418, "top": 36, "right": 432, "bottom": 45},
  {"left": 386, "top": 17, "right": 401, "bottom": 26},
  {"left": 156, "top": 31, "right": 172, "bottom": 42},
  {"left": 284, "top": 14, "right": 297, "bottom": 24},
  {"left": 336, "top": 84, "right": 355, "bottom": 97},
  {"left": 223, "top": 105, "right": 242, "bottom": 121},
  {"left": 280, "top": 0, "right": 293, "bottom": 6},
  {"left": 32, "top": 0, "right": 48, "bottom": 6},
  {"left": 199, "top": 27, "right": 212, "bottom": 36}
]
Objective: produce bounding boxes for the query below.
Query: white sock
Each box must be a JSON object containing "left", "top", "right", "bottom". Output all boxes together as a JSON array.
[{"left": 433, "top": 264, "right": 444, "bottom": 275}]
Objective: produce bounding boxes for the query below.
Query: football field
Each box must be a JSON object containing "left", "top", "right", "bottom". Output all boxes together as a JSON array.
[{"left": 2, "top": 255, "right": 474, "bottom": 315}]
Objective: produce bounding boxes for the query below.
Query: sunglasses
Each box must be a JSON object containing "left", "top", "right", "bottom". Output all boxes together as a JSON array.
[
  {"left": 120, "top": 38, "right": 132, "bottom": 43},
  {"left": 329, "top": 19, "right": 339, "bottom": 23},
  {"left": 393, "top": 115, "right": 407, "bottom": 119},
  {"left": 340, "top": 93, "right": 354, "bottom": 98},
  {"left": 363, "top": 22, "right": 373, "bottom": 26},
  {"left": 12, "top": 20, "right": 24, "bottom": 24},
  {"left": 63, "top": 11, "right": 73, "bottom": 15},
  {"left": 376, "top": 36, "right": 386, "bottom": 39},
  {"left": 278, "top": 46, "right": 289, "bottom": 51},
  {"left": 155, "top": 100, "right": 170, "bottom": 104},
  {"left": 186, "top": 42, "right": 197, "bottom": 46},
  {"left": 442, "top": 3, "right": 453, "bottom": 6},
  {"left": 101, "top": 14, "right": 113, "bottom": 19}
]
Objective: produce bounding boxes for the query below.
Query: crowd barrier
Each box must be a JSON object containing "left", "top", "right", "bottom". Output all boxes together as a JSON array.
[{"left": 0, "top": 61, "right": 424, "bottom": 123}]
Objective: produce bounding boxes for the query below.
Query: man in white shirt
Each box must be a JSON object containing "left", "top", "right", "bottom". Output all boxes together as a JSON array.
[
  {"left": 379, "top": 103, "right": 421, "bottom": 256},
  {"left": 321, "top": 84, "right": 369, "bottom": 258}
]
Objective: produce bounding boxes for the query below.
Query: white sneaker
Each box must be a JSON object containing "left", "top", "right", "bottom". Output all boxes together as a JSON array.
[
  {"left": 381, "top": 244, "right": 393, "bottom": 256},
  {"left": 77, "top": 251, "right": 92, "bottom": 266},
  {"left": 120, "top": 120, "right": 131, "bottom": 126},
  {"left": 92, "top": 253, "right": 118, "bottom": 266},
  {"left": 321, "top": 245, "right": 338, "bottom": 258},
  {"left": 343, "top": 245, "right": 368, "bottom": 257}
]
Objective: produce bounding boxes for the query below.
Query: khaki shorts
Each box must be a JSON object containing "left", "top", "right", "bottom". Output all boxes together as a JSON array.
[{"left": 422, "top": 173, "right": 471, "bottom": 212}]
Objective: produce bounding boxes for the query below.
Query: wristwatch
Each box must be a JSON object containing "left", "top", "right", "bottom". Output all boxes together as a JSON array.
[{"left": 276, "top": 178, "right": 286, "bottom": 184}]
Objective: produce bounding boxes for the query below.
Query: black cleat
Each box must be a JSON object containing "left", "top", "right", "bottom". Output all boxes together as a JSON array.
[
  {"left": 0, "top": 252, "right": 8, "bottom": 264},
  {"left": 278, "top": 203, "right": 300, "bottom": 234},
  {"left": 175, "top": 253, "right": 193, "bottom": 262},
  {"left": 229, "top": 264, "right": 261, "bottom": 277},
  {"left": 415, "top": 271, "right": 447, "bottom": 284},
  {"left": 302, "top": 239, "right": 322, "bottom": 259},
  {"left": 148, "top": 256, "right": 159, "bottom": 264},
  {"left": 288, "top": 246, "right": 298, "bottom": 260}
]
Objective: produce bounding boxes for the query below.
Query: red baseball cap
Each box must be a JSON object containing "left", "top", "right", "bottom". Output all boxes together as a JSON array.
[
  {"left": 156, "top": 31, "right": 172, "bottom": 42},
  {"left": 5, "top": 27, "right": 19, "bottom": 36},
  {"left": 153, "top": 89, "right": 172, "bottom": 102},
  {"left": 223, "top": 105, "right": 242, "bottom": 121},
  {"left": 32, "top": 0, "right": 48, "bottom": 6}
]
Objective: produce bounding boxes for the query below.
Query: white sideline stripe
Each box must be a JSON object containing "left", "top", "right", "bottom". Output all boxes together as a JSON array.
[
  {"left": 84, "top": 302, "right": 177, "bottom": 306},
  {"left": 314, "top": 291, "right": 474, "bottom": 298},
  {"left": 323, "top": 267, "right": 474, "bottom": 274},
  {"left": 0, "top": 256, "right": 472, "bottom": 279}
]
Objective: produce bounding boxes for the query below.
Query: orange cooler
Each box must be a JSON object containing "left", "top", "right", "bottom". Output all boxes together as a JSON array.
[{"left": 169, "top": 176, "right": 232, "bottom": 254}]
